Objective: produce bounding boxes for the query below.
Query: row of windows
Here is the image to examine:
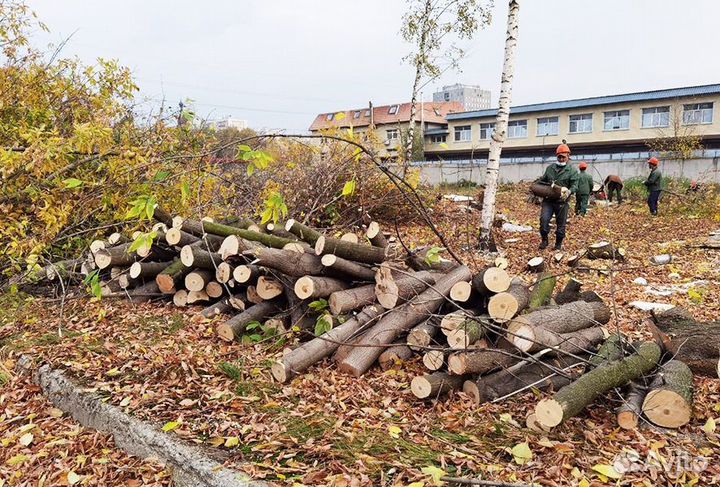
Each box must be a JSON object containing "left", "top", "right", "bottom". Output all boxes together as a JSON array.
[
  {"left": 451, "top": 103, "right": 714, "bottom": 142},
  {"left": 326, "top": 105, "right": 401, "bottom": 122}
]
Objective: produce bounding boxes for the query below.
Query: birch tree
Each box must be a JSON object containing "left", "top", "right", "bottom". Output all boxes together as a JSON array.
[
  {"left": 478, "top": 0, "right": 519, "bottom": 250},
  {"left": 401, "top": 0, "right": 493, "bottom": 168}
]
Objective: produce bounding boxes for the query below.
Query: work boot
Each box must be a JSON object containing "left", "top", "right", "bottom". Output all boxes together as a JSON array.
[
  {"left": 553, "top": 237, "right": 564, "bottom": 251},
  {"left": 539, "top": 236, "right": 549, "bottom": 250}
]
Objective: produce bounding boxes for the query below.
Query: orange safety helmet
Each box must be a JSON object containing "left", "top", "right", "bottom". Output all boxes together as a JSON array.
[
  {"left": 648, "top": 157, "right": 659, "bottom": 166},
  {"left": 556, "top": 143, "right": 571, "bottom": 155},
  {"left": 579, "top": 162, "right": 588, "bottom": 170}
]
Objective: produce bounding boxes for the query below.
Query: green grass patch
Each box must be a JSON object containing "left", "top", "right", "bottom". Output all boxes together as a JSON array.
[{"left": 218, "top": 361, "right": 243, "bottom": 381}]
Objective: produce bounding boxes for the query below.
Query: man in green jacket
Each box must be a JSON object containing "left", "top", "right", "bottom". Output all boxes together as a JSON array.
[
  {"left": 537, "top": 143, "right": 579, "bottom": 250},
  {"left": 644, "top": 157, "right": 662, "bottom": 215},
  {"left": 575, "top": 162, "right": 593, "bottom": 216}
]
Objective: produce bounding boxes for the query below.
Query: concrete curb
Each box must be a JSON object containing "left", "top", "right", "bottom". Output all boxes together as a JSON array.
[{"left": 21, "top": 357, "right": 265, "bottom": 487}]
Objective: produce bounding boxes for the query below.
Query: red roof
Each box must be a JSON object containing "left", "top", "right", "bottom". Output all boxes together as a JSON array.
[{"left": 308, "top": 101, "right": 464, "bottom": 131}]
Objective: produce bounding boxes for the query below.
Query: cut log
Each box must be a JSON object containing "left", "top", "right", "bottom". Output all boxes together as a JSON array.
[
  {"left": 449, "top": 280, "right": 474, "bottom": 303},
  {"left": 205, "top": 281, "right": 224, "bottom": 299},
  {"left": 447, "top": 344, "right": 518, "bottom": 376},
  {"left": 366, "top": 221, "right": 389, "bottom": 248},
  {"left": 155, "top": 259, "right": 190, "bottom": 294},
  {"left": 218, "top": 234, "right": 263, "bottom": 259},
  {"left": 186, "top": 290, "right": 209, "bottom": 304},
  {"left": 178, "top": 218, "right": 295, "bottom": 249},
  {"left": 180, "top": 245, "right": 222, "bottom": 270},
  {"left": 45, "top": 259, "right": 83, "bottom": 281},
  {"left": 494, "top": 256, "right": 509, "bottom": 270},
  {"left": 411, "top": 372, "right": 465, "bottom": 399},
  {"left": 407, "top": 318, "right": 439, "bottom": 351},
  {"left": 199, "top": 298, "right": 234, "bottom": 319},
  {"left": 100, "top": 280, "right": 123, "bottom": 296},
  {"left": 135, "top": 231, "right": 167, "bottom": 258},
  {"left": 228, "top": 293, "right": 247, "bottom": 311},
  {"left": 338, "top": 265, "right": 471, "bottom": 377},
  {"left": 251, "top": 247, "right": 324, "bottom": 277},
  {"left": 94, "top": 243, "right": 135, "bottom": 269},
  {"left": 314, "top": 235, "right": 389, "bottom": 264},
  {"left": 641, "top": 360, "right": 693, "bottom": 428},
  {"left": 465, "top": 356, "right": 584, "bottom": 404},
  {"left": 553, "top": 252, "right": 564, "bottom": 263},
  {"left": 123, "top": 280, "right": 161, "bottom": 303},
  {"left": 510, "top": 324, "right": 608, "bottom": 354},
  {"left": 440, "top": 310, "right": 480, "bottom": 336},
  {"left": 233, "top": 264, "right": 260, "bottom": 284},
  {"left": 471, "top": 267, "right": 511, "bottom": 295},
  {"left": 407, "top": 246, "right": 458, "bottom": 272},
  {"left": 527, "top": 256, "right": 545, "bottom": 273},
  {"left": 217, "top": 301, "right": 282, "bottom": 341},
  {"left": 506, "top": 301, "right": 611, "bottom": 352},
  {"left": 89, "top": 239, "right": 106, "bottom": 253},
  {"left": 107, "top": 232, "right": 130, "bottom": 245},
  {"left": 165, "top": 227, "right": 199, "bottom": 247},
  {"left": 374, "top": 266, "right": 437, "bottom": 309},
  {"left": 283, "top": 242, "right": 310, "bottom": 253},
  {"left": 379, "top": 345, "right": 413, "bottom": 370},
  {"left": 246, "top": 285, "right": 264, "bottom": 304},
  {"left": 616, "top": 381, "right": 649, "bottom": 430},
  {"left": 285, "top": 219, "right": 322, "bottom": 245},
  {"left": 129, "top": 261, "right": 170, "bottom": 280},
  {"left": 422, "top": 350, "right": 446, "bottom": 371},
  {"left": 534, "top": 342, "right": 661, "bottom": 428},
  {"left": 587, "top": 241, "right": 626, "bottom": 261},
  {"left": 328, "top": 283, "right": 376, "bottom": 315},
  {"left": 528, "top": 272, "right": 556, "bottom": 309},
  {"left": 446, "top": 317, "right": 488, "bottom": 349},
  {"left": 487, "top": 281, "right": 530, "bottom": 322},
  {"left": 648, "top": 307, "right": 720, "bottom": 377},
  {"left": 321, "top": 254, "right": 376, "bottom": 281},
  {"left": 185, "top": 270, "right": 214, "bottom": 292},
  {"left": 530, "top": 182, "right": 562, "bottom": 199},
  {"left": 588, "top": 333, "right": 625, "bottom": 366},
  {"left": 215, "top": 262, "right": 234, "bottom": 283},
  {"left": 555, "top": 278, "right": 584, "bottom": 305},
  {"left": 294, "top": 276, "right": 349, "bottom": 300},
  {"left": 256, "top": 276, "right": 284, "bottom": 300},
  {"left": 118, "top": 274, "right": 140, "bottom": 290},
  {"left": 264, "top": 317, "right": 288, "bottom": 335},
  {"left": 173, "top": 289, "right": 188, "bottom": 307},
  {"left": 271, "top": 304, "right": 384, "bottom": 382},
  {"left": 340, "top": 232, "right": 359, "bottom": 243}
]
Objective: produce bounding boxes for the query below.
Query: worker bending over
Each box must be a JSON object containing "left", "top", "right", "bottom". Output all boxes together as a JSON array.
[{"left": 604, "top": 174, "right": 624, "bottom": 204}]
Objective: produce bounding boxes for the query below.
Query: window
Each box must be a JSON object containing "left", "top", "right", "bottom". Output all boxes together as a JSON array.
[
  {"left": 454, "top": 125, "right": 472, "bottom": 142},
  {"left": 508, "top": 120, "right": 527, "bottom": 138},
  {"left": 479, "top": 122, "right": 495, "bottom": 140},
  {"left": 386, "top": 129, "right": 399, "bottom": 141},
  {"left": 683, "top": 102, "right": 713, "bottom": 124},
  {"left": 429, "top": 134, "right": 447, "bottom": 143},
  {"left": 325, "top": 113, "right": 334, "bottom": 121},
  {"left": 444, "top": 93, "right": 450, "bottom": 101},
  {"left": 537, "top": 116, "right": 559, "bottom": 136},
  {"left": 353, "top": 110, "right": 361, "bottom": 119},
  {"left": 433, "top": 107, "right": 441, "bottom": 116},
  {"left": 364, "top": 109, "right": 371, "bottom": 117},
  {"left": 604, "top": 110, "right": 630, "bottom": 131},
  {"left": 569, "top": 114, "right": 593, "bottom": 133},
  {"left": 641, "top": 106, "right": 669, "bottom": 128},
  {"left": 388, "top": 105, "right": 399, "bottom": 115}
]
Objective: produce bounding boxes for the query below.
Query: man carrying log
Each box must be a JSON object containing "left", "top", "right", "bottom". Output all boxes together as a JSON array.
[
  {"left": 536, "top": 143, "right": 579, "bottom": 250},
  {"left": 603, "top": 174, "right": 624, "bottom": 204},
  {"left": 644, "top": 157, "right": 663, "bottom": 216},
  {"left": 575, "top": 162, "right": 593, "bottom": 216}
]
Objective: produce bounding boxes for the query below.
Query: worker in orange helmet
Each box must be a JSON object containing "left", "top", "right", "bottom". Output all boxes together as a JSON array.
[
  {"left": 575, "top": 162, "right": 593, "bottom": 216},
  {"left": 536, "top": 143, "right": 579, "bottom": 250},
  {"left": 643, "top": 157, "right": 663, "bottom": 215}
]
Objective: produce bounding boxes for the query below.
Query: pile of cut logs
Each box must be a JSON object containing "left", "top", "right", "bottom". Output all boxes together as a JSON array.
[{"left": 29, "top": 207, "right": 711, "bottom": 431}]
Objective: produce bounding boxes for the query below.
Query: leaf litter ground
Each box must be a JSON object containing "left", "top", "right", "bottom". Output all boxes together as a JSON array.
[{"left": 1, "top": 184, "right": 720, "bottom": 487}]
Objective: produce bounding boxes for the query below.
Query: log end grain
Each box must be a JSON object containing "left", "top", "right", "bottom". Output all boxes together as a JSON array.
[
  {"left": 216, "top": 323, "right": 235, "bottom": 342},
  {"left": 294, "top": 276, "right": 315, "bottom": 299},
  {"left": 449, "top": 281, "right": 473, "bottom": 302},
  {"left": 271, "top": 361, "right": 289, "bottom": 383},
  {"left": 642, "top": 389, "right": 692, "bottom": 428},
  {"left": 180, "top": 245, "right": 194, "bottom": 267},
  {"left": 616, "top": 410, "right": 639, "bottom": 430},
  {"left": 488, "top": 292, "right": 519, "bottom": 322},
  {"left": 534, "top": 398, "right": 564, "bottom": 428}
]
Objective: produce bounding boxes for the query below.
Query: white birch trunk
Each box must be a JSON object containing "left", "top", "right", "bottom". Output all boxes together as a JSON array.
[
  {"left": 479, "top": 0, "right": 520, "bottom": 247},
  {"left": 405, "top": 0, "right": 433, "bottom": 168}
]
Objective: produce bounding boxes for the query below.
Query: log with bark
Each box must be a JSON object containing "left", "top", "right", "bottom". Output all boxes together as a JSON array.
[
  {"left": 374, "top": 267, "right": 437, "bottom": 309},
  {"left": 256, "top": 276, "right": 284, "bottom": 300},
  {"left": 155, "top": 259, "right": 190, "bottom": 294},
  {"left": 641, "top": 359, "right": 693, "bottom": 428},
  {"left": 294, "top": 276, "right": 349, "bottom": 300},
  {"left": 199, "top": 298, "right": 234, "bottom": 319},
  {"left": 528, "top": 272, "right": 556, "bottom": 309},
  {"left": 411, "top": 372, "right": 465, "bottom": 399},
  {"left": 328, "top": 283, "right": 376, "bottom": 315},
  {"left": 587, "top": 241, "right": 626, "bottom": 261},
  {"left": 320, "top": 254, "right": 376, "bottom": 281},
  {"left": 314, "top": 235, "right": 390, "bottom": 264},
  {"left": 217, "top": 301, "right": 282, "bottom": 341},
  {"left": 527, "top": 257, "right": 545, "bottom": 273},
  {"left": 251, "top": 247, "right": 324, "bottom": 277},
  {"left": 271, "top": 304, "right": 384, "bottom": 383},
  {"left": 647, "top": 307, "right": 720, "bottom": 377},
  {"left": 379, "top": 345, "right": 413, "bottom": 370},
  {"left": 366, "top": 221, "right": 389, "bottom": 248},
  {"left": 233, "top": 264, "right": 261, "bottom": 284},
  {"left": 616, "top": 381, "right": 649, "bottom": 430},
  {"left": 185, "top": 270, "right": 214, "bottom": 292},
  {"left": 555, "top": 278, "right": 584, "bottom": 305},
  {"left": 534, "top": 342, "right": 661, "bottom": 428},
  {"left": 407, "top": 318, "right": 440, "bottom": 351},
  {"left": 487, "top": 279, "right": 530, "bottom": 322},
  {"left": 472, "top": 267, "right": 511, "bottom": 295},
  {"left": 338, "top": 265, "right": 471, "bottom": 377},
  {"left": 447, "top": 339, "right": 519, "bottom": 375}
]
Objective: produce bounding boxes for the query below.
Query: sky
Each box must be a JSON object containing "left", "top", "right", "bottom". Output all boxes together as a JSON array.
[{"left": 30, "top": 0, "right": 720, "bottom": 132}]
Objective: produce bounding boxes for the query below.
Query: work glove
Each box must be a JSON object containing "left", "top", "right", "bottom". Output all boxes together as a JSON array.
[{"left": 560, "top": 187, "right": 571, "bottom": 201}]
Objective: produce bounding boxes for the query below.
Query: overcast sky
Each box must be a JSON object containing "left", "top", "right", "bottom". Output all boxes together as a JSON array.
[{"left": 31, "top": 0, "right": 720, "bottom": 132}]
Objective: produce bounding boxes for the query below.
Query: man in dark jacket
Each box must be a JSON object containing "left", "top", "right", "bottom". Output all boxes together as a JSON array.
[
  {"left": 644, "top": 157, "right": 662, "bottom": 215},
  {"left": 537, "top": 144, "right": 579, "bottom": 250},
  {"left": 604, "top": 174, "right": 624, "bottom": 203},
  {"left": 575, "top": 162, "right": 593, "bottom": 216}
]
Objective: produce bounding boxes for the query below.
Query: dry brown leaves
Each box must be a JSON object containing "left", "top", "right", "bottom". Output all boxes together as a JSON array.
[{"left": 1, "top": 184, "right": 719, "bottom": 487}]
